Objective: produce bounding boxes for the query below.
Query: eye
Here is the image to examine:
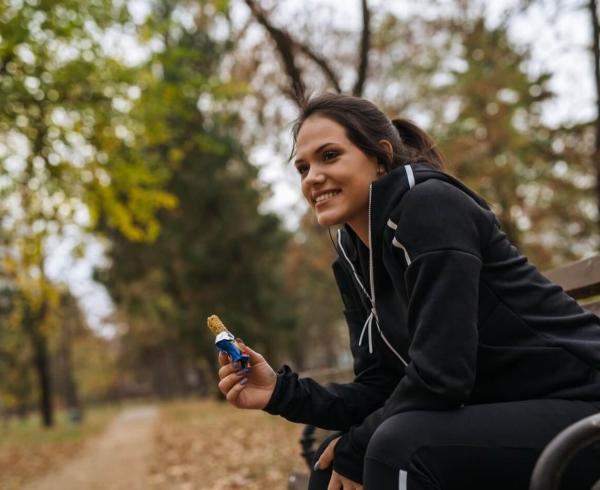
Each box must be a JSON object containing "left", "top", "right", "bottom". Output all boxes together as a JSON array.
[
  {"left": 295, "top": 164, "right": 309, "bottom": 176},
  {"left": 322, "top": 150, "right": 338, "bottom": 161}
]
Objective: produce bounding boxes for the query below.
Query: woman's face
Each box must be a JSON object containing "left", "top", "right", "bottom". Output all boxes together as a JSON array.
[{"left": 295, "top": 116, "right": 379, "bottom": 230}]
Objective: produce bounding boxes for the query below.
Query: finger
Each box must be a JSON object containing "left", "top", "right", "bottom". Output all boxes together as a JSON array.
[
  {"left": 218, "top": 370, "right": 246, "bottom": 395},
  {"left": 319, "top": 436, "right": 339, "bottom": 470},
  {"left": 236, "top": 342, "right": 266, "bottom": 365},
  {"left": 314, "top": 451, "right": 330, "bottom": 471},
  {"left": 314, "top": 451, "right": 325, "bottom": 471},
  {"left": 225, "top": 378, "right": 247, "bottom": 404},
  {"left": 218, "top": 361, "right": 242, "bottom": 380},
  {"left": 319, "top": 455, "right": 332, "bottom": 470},
  {"left": 218, "top": 351, "right": 231, "bottom": 367}
]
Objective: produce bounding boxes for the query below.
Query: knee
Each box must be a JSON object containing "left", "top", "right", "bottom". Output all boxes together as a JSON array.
[{"left": 366, "top": 412, "right": 431, "bottom": 466}]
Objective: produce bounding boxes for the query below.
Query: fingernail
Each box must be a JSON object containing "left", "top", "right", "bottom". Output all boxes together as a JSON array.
[
  {"left": 242, "top": 368, "right": 251, "bottom": 374},
  {"left": 233, "top": 361, "right": 241, "bottom": 369},
  {"left": 313, "top": 460, "right": 319, "bottom": 471},
  {"left": 236, "top": 337, "right": 245, "bottom": 345},
  {"left": 236, "top": 371, "right": 245, "bottom": 376},
  {"left": 240, "top": 377, "right": 248, "bottom": 385}
]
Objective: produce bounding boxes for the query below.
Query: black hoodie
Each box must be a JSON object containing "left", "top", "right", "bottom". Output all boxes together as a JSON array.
[{"left": 264, "top": 163, "right": 600, "bottom": 483}]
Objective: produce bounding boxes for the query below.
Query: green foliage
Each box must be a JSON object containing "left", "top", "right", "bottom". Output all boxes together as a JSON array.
[
  {"left": 0, "top": 403, "right": 119, "bottom": 446},
  {"left": 0, "top": 0, "right": 175, "bottom": 243},
  {"left": 0, "top": 0, "right": 176, "bottom": 423},
  {"left": 97, "top": 0, "right": 294, "bottom": 397}
]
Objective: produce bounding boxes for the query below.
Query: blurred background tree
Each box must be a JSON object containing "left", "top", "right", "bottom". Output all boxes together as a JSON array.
[
  {"left": 0, "top": 0, "right": 598, "bottom": 427},
  {"left": 0, "top": 0, "right": 175, "bottom": 426},
  {"left": 435, "top": 15, "right": 596, "bottom": 267},
  {"left": 95, "top": 0, "right": 293, "bottom": 398}
]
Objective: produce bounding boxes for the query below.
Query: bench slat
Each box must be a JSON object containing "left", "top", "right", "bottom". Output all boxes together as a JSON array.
[
  {"left": 544, "top": 256, "right": 600, "bottom": 300},
  {"left": 581, "top": 299, "right": 600, "bottom": 317}
]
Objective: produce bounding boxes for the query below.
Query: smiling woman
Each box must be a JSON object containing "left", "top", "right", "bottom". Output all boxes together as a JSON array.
[{"left": 215, "top": 93, "right": 600, "bottom": 490}]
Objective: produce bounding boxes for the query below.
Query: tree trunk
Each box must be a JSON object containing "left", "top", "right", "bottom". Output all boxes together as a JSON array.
[
  {"left": 32, "top": 330, "right": 53, "bottom": 427},
  {"left": 24, "top": 298, "right": 54, "bottom": 428},
  {"left": 59, "top": 312, "right": 82, "bottom": 422},
  {"left": 589, "top": 0, "right": 600, "bottom": 228}
]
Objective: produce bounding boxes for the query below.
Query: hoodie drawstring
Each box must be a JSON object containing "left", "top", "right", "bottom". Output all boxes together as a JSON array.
[
  {"left": 337, "top": 229, "right": 380, "bottom": 354},
  {"left": 359, "top": 308, "right": 376, "bottom": 354}
]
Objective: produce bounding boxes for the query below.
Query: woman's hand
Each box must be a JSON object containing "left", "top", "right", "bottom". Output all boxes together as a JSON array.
[
  {"left": 217, "top": 341, "right": 277, "bottom": 409},
  {"left": 314, "top": 436, "right": 363, "bottom": 490}
]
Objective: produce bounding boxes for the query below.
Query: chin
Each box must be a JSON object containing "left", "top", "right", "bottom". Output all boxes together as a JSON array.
[{"left": 315, "top": 212, "right": 344, "bottom": 227}]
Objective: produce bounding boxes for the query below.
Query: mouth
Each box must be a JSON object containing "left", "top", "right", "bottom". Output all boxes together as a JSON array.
[{"left": 314, "top": 190, "right": 341, "bottom": 207}]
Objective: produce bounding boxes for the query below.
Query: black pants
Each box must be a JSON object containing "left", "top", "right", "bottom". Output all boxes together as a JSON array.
[{"left": 308, "top": 399, "right": 600, "bottom": 490}]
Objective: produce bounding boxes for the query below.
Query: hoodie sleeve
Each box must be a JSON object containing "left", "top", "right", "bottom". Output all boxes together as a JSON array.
[
  {"left": 332, "top": 179, "right": 494, "bottom": 483},
  {"left": 263, "top": 257, "right": 398, "bottom": 430}
]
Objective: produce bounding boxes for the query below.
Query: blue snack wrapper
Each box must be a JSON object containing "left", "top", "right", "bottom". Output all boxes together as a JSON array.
[{"left": 215, "top": 331, "right": 250, "bottom": 368}]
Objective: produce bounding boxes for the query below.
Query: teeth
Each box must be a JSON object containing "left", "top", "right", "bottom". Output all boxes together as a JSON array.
[{"left": 315, "top": 191, "right": 339, "bottom": 203}]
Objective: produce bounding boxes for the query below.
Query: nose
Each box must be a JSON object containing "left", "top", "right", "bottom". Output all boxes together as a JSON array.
[{"left": 304, "top": 165, "right": 326, "bottom": 186}]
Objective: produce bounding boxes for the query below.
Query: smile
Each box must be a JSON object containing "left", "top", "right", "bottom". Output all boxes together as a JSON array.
[{"left": 314, "top": 191, "right": 340, "bottom": 205}]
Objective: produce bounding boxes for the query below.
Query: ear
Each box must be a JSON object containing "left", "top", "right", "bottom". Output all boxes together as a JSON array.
[{"left": 378, "top": 139, "right": 393, "bottom": 162}]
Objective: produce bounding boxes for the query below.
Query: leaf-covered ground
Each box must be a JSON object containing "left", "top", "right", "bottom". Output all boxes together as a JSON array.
[{"left": 148, "top": 399, "right": 308, "bottom": 489}]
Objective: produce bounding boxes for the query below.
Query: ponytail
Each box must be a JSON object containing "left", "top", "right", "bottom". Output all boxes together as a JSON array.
[{"left": 391, "top": 118, "right": 446, "bottom": 171}]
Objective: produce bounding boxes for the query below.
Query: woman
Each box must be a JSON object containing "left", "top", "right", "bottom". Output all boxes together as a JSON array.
[{"left": 217, "top": 93, "right": 600, "bottom": 490}]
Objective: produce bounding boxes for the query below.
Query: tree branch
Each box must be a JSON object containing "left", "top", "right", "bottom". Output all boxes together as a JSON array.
[
  {"left": 294, "top": 42, "right": 342, "bottom": 93},
  {"left": 244, "top": 0, "right": 306, "bottom": 106},
  {"left": 352, "top": 0, "right": 371, "bottom": 96}
]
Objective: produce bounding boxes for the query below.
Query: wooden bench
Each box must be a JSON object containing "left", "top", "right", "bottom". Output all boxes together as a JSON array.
[
  {"left": 287, "top": 256, "right": 600, "bottom": 490},
  {"left": 530, "top": 257, "right": 600, "bottom": 490}
]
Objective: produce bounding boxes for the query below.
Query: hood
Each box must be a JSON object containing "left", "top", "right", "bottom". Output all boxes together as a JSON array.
[{"left": 338, "top": 162, "right": 492, "bottom": 293}]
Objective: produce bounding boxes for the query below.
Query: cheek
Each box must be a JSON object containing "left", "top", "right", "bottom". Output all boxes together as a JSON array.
[{"left": 301, "top": 181, "right": 313, "bottom": 206}]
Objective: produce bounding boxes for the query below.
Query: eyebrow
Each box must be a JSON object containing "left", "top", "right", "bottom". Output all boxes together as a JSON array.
[{"left": 294, "top": 142, "right": 335, "bottom": 165}]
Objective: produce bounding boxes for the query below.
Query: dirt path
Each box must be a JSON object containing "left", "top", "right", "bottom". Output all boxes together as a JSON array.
[{"left": 24, "top": 406, "right": 158, "bottom": 490}]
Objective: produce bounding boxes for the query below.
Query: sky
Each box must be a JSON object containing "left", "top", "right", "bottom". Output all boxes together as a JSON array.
[{"left": 47, "top": 0, "right": 597, "bottom": 337}]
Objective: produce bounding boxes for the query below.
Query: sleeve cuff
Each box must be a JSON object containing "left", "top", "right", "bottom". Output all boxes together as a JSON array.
[{"left": 262, "top": 365, "right": 292, "bottom": 415}]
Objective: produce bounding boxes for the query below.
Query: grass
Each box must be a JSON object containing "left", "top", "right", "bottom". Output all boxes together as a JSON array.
[
  {"left": 0, "top": 404, "right": 120, "bottom": 490},
  {"left": 0, "top": 404, "right": 119, "bottom": 446}
]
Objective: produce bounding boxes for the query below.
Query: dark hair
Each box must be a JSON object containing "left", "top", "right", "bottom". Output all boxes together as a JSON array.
[{"left": 290, "top": 93, "right": 446, "bottom": 172}]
